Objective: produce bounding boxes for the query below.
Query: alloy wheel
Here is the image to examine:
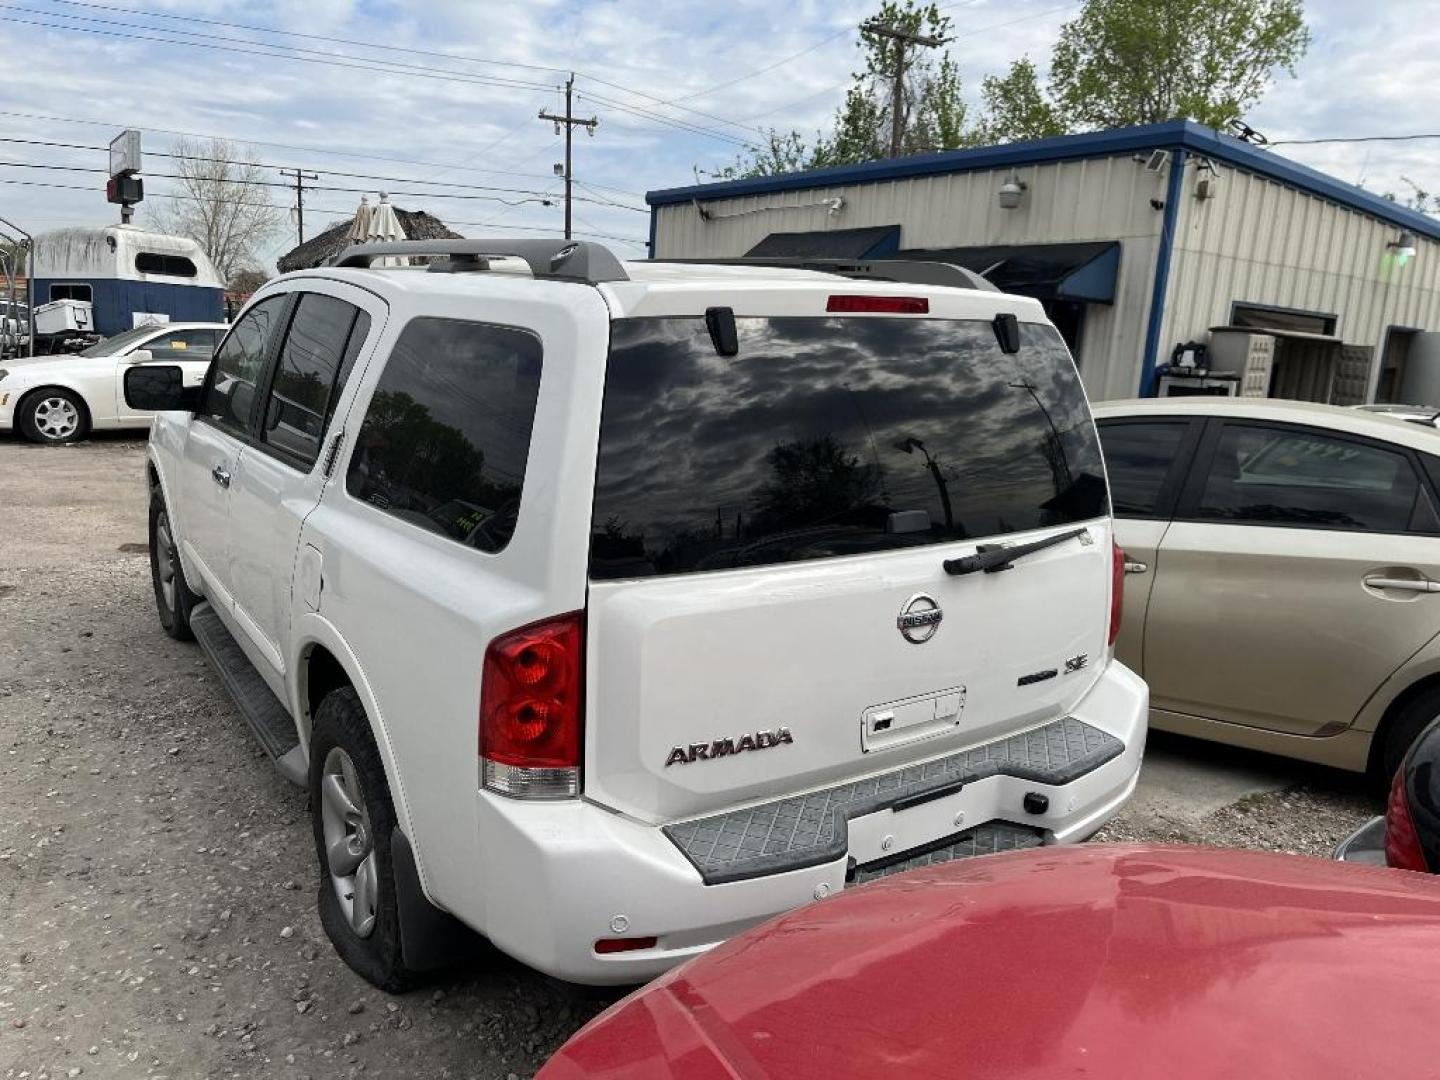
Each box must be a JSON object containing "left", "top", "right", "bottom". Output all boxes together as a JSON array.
[
  {"left": 33, "top": 395, "right": 80, "bottom": 441},
  {"left": 154, "top": 512, "right": 176, "bottom": 612},
  {"left": 320, "top": 746, "right": 379, "bottom": 938}
]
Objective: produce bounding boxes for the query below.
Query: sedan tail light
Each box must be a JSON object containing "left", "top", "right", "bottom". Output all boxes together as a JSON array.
[
  {"left": 480, "top": 612, "right": 584, "bottom": 799},
  {"left": 1109, "top": 541, "right": 1125, "bottom": 646},
  {"left": 1384, "top": 766, "right": 1429, "bottom": 872}
]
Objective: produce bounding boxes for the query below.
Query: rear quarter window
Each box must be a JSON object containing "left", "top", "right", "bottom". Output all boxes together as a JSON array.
[
  {"left": 590, "top": 316, "right": 1107, "bottom": 579},
  {"left": 345, "top": 317, "right": 542, "bottom": 554}
]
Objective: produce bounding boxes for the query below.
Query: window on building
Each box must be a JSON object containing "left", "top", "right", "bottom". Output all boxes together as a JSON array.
[
  {"left": 135, "top": 252, "right": 199, "bottom": 278},
  {"left": 142, "top": 328, "right": 221, "bottom": 362},
  {"left": 346, "top": 318, "right": 542, "bottom": 554},
  {"left": 1230, "top": 303, "right": 1336, "bottom": 336},
  {"left": 49, "top": 283, "right": 92, "bottom": 303},
  {"left": 1195, "top": 423, "right": 1420, "bottom": 532},
  {"left": 1097, "top": 421, "right": 1189, "bottom": 518},
  {"left": 261, "top": 293, "right": 366, "bottom": 467},
  {"left": 199, "top": 296, "right": 286, "bottom": 435}
]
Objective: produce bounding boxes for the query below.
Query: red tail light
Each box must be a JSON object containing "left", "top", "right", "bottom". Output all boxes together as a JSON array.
[
  {"left": 1384, "top": 766, "right": 1429, "bottom": 871},
  {"left": 480, "top": 612, "right": 584, "bottom": 799},
  {"left": 1109, "top": 541, "right": 1125, "bottom": 646},
  {"left": 826, "top": 295, "right": 929, "bottom": 314}
]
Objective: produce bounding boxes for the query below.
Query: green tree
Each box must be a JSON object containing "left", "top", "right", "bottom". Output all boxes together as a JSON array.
[
  {"left": 975, "top": 57, "right": 1067, "bottom": 144},
  {"left": 704, "top": 1, "right": 974, "bottom": 179},
  {"left": 1047, "top": 0, "right": 1310, "bottom": 129}
]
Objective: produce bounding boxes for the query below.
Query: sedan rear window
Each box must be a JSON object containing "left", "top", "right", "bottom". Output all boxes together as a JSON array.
[{"left": 590, "top": 316, "right": 1106, "bottom": 579}]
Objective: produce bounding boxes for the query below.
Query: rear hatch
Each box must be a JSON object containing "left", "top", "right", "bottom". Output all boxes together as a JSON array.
[{"left": 584, "top": 299, "right": 1112, "bottom": 824}]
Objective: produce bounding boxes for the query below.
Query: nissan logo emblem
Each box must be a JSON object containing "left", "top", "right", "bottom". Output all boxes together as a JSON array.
[{"left": 897, "top": 593, "right": 943, "bottom": 644}]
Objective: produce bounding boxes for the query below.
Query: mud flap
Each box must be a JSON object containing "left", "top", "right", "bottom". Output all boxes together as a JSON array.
[{"left": 391, "top": 828, "right": 467, "bottom": 971}]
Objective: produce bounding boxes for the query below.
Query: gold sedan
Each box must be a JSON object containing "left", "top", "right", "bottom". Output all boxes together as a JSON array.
[{"left": 1094, "top": 397, "right": 1440, "bottom": 781}]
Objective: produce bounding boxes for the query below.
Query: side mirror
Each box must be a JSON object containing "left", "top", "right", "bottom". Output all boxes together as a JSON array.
[
  {"left": 127, "top": 348, "right": 154, "bottom": 364},
  {"left": 124, "top": 364, "right": 200, "bottom": 412}
]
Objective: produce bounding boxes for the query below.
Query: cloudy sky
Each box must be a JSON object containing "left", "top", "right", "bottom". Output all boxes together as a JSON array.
[{"left": 0, "top": 0, "right": 1433, "bottom": 275}]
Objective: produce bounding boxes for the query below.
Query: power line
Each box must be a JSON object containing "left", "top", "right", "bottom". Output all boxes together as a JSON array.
[
  {"left": 26, "top": 0, "right": 770, "bottom": 140},
  {"left": 539, "top": 75, "right": 598, "bottom": 240},
  {"left": 0, "top": 108, "right": 646, "bottom": 195},
  {"left": 1270, "top": 134, "right": 1440, "bottom": 146}
]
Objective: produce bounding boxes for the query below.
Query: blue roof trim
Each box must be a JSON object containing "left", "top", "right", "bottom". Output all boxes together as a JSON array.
[{"left": 649, "top": 120, "right": 1440, "bottom": 243}]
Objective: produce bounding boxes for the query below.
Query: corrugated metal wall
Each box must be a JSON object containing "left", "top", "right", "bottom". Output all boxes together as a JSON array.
[
  {"left": 652, "top": 154, "right": 1166, "bottom": 401},
  {"left": 1165, "top": 161, "right": 1440, "bottom": 398}
]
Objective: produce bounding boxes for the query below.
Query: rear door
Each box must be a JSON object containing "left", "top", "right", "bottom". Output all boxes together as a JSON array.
[
  {"left": 1095, "top": 417, "right": 1201, "bottom": 675},
  {"left": 584, "top": 313, "right": 1115, "bottom": 823},
  {"left": 178, "top": 298, "right": 286, "bottom": 604},
  {"left": 225, "top": 286, "right": 378, "bottom": 685},
  {"left": 1145, "top": 419, "right": 1440, "bottom": 735}
]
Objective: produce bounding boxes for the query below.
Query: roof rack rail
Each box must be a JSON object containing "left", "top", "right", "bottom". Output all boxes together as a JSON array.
[
  {"left": 330, "top": 239, "right": 629, "bottom": 284},
  {"left": 649, "top": 256, "right": 998, "bottom": 292}
]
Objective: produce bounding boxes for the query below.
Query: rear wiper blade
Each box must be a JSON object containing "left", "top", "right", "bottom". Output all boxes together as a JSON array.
[{"left": 943, "top": 527, "right": 1089, "bottom": 576}]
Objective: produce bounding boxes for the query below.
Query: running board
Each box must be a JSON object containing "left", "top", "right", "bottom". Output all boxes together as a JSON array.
[{"left": 190, "top": 603, "right": 307, "bottom": 786}]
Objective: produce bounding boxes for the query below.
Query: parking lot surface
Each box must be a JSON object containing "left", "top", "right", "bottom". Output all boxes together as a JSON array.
[{"left": 0, "top": 434, "right": 1380, "bottom": 1079}]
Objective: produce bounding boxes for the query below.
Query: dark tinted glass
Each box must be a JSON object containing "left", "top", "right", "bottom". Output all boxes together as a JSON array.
[
  {"left": 346, "top": 318, "right": 541, "bottom": 554},
  {"left": 262, "top": 293, "right": 359, "bottom": 466},
  {"left": 50, "top": 283, "right": 91, "bottom": 302},
  {"left": 200, "top": 296, "right": 285, "bottom": 434},
  {"left": 135, "top": 252, "right": 198, "bottom": 278},
  {"left": 145, "top": 328, "right": 220, "bottom": 363},
  {"left": 1098, "top": 421, "right": 1187, "bottom": 518},
  {"left": 591, "top": 317, "right": 1106, "bottom": 579},
  {"left": 1197, "top": 423, "right": 1419, "bottom": 532}
]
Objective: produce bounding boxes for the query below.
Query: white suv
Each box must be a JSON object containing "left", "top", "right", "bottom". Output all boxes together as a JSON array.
[{"left": 132, "top": 240, "right": 1147, "bottom": 989}]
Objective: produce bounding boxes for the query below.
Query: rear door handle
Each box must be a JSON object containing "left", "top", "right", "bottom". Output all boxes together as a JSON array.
[
  {"left": 1124, "top": 561, "right": 1148, "bottom": 575},
  {"left": 211, "top": 465, "right": 231, "bottom": 489},
  {"left": 1364, "top": 575, "right": 1440, "bottom": 593}
]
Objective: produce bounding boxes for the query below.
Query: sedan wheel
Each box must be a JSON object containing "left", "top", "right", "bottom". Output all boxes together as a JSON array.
[
  {"left": 33, "top": 395, "right": 81, "bottom": 440},
  {"left": 320, "top": 746, "right": 379, "bottom": 939}
]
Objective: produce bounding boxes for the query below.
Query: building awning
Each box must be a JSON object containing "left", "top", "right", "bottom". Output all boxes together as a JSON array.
[
  {"left": 1210, "top": 325, "right": 1341, "bottom": 345},
  {"left": 745, "top": 225, "right": 901, "bottom": 260},
  {"left": 895, "top": 241, "right": 1121, "bottom": 303}
]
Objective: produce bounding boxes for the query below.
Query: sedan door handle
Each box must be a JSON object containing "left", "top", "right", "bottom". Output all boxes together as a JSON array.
[
  {"left": 211, "top": 465, "right": 231, "bottom": 489},
  {"left": 1364, "top": 576, "right": 1440, "bottom": 593},
  {"left": 1124, "top": 560, "right": 1148, "bottom": 575}
]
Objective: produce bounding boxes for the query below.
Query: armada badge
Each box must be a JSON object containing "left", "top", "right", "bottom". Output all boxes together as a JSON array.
[{"left": 665, "top": 728, "right": 794, "bottom": 767}]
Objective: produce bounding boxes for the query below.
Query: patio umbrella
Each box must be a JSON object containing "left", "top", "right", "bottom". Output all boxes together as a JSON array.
[
  {"left": 346, "top": 194, "right": 372, "bottom": 245},
  {"left": 364, "top": 193, "right": 407, "bottom": 265}
]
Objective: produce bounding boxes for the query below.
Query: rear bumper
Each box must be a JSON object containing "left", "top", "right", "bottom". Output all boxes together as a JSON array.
[{"left": 470, "top": 659, "right": 1147, "bottom": 985}]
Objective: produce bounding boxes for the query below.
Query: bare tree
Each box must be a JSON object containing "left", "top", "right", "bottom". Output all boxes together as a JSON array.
[{"left": 148, "top": 137, "right": 283, "bottom": 282}]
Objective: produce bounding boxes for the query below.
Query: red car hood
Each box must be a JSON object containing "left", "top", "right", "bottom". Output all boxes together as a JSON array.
[{"left": 541, "top": 844, "right": 1440, "bottom": 1079}]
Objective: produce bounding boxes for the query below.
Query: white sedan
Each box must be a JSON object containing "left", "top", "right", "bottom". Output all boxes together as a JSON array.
[{"left": 0, "top": 322, "right": 226, "bottom": 444}]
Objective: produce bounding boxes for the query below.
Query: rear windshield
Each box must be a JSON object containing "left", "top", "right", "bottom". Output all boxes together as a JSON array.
[{"left": 590, "top": 316, "right": 1107, "bottom": 580}]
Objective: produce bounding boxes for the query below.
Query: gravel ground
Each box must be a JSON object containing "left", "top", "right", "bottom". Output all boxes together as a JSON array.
[{"left": 0, "top": 433, "right": 1383, "bottom": 1079}]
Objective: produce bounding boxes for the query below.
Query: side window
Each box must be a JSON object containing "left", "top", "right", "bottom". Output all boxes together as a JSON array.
[
  {"left": 50, "top": 283, "right": 92, "bottom": 303},
  {"left": 143, "top": 329, "right": 220, "bottom": 363},
  {"left": 199, "top": 296, "right": 285, "bottom": 435},
  {"left": 346, "top": 317, "right": 542, "bottom": 555},
  {"left": 262, "top": 293, "right": 364, "bottom": 467},
  {"left": 1195, "top": 423, "right": 1420, "bottom": 532},
  {"left": 135, "top": 252, "right": 198, "bottom": 278},
  {"left": 1097, "top": 421, "right": 1189, "bottom": 518}
]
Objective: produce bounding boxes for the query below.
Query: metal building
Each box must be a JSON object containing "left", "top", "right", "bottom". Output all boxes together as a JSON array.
[{"left": 645, "top": 120, "right": 1440, "bottom": 404}]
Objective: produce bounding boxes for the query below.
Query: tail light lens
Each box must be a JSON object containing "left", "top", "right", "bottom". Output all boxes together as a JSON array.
[
  {"left": 1384, "top": 766, "right": 1429, "bottom": 871},
  {"left": 480, "top": 612, "right": 584, "bottom": 799},
  {"left": 1109, "top": 541, "right": 1125, "bottom": 646}
]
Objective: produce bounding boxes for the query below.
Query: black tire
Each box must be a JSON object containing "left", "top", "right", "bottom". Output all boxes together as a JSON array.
[
  {"left": 148, "top": 492, "right": 197, "bottom": 641},
  {"left": 309, "top": 688, "right": 428, "bottom": 993},
  {"left": 1376, "top": 684, "right": 1440, "bottom": 787},
  {"left": 17, "top": 387, "right": 88, "bottom": 444}
]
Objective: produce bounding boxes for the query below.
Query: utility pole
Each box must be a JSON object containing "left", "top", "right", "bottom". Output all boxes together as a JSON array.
[
  {"left": 279, "top": 168, "right": 319, "bottom": 245},
  {"left": 861, "top": 20, "right": 946, "bottom": 158},
  {"left": 538, "top": 74, "right": 597, "bottom": 240}
]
